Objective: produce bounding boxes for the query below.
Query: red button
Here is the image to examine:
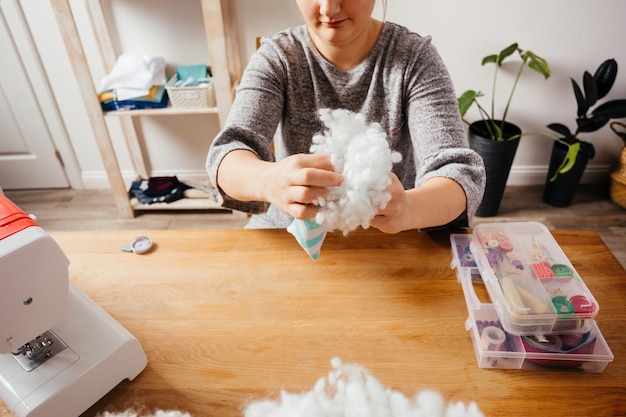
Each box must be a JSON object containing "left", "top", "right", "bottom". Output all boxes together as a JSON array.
[{"left": 569, "top": 295, "right": 596, "bottom": 314}]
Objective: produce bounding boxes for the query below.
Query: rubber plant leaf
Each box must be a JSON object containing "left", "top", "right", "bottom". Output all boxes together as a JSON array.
[
  {"left": 523, "top": 51, "right": 551, "bottom": 79},
  {"left": 594, "top": 58, "right": 618, "bottom": 99},
  {"left": 571, "top": 79, "right": 587, "bottom": 118},
  {"left": 592, "top": 99, "right": 626, "bottom": 119},
  {"left": 550, "top": 142, "right": 581, "bottom": 181},
  {"left": 577, "top": 116, "right": 609, "bottom": 133},
  {"left": 458, "top": 90, "right": 479, "bottom": 117},
  {"left": 582, "top": 71, "right": 598, "bottom": 109},
  {"left": 547, "top": 123, "right": 573, "bottom": 138}
]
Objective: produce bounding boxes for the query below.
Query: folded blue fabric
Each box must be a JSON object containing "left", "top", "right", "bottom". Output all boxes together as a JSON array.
[{"left": 175, "top": 64, "right": 207, "bottom": 81}]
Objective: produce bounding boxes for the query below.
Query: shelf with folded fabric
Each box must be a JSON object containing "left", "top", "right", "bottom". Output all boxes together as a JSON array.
[
  {"left": 103, "top": 104, "right": 220, "bottom": 117},
  {"left": 52, "top": 0, "right": 242, "bottom": 218}
]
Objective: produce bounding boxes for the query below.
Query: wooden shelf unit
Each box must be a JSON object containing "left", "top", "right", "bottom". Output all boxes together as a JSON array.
[{"left": 51, "top": 0, "right": 242, "bottom": 218}]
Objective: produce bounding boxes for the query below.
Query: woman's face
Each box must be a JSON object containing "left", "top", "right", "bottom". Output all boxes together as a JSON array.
[{"left": 296, "top": 0, "right": 377, "bottom": 48}]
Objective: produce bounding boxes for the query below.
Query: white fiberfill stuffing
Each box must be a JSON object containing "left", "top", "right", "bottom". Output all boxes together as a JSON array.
[
  {"left": 244, "top": 358, "right": 484, "bottom": 417},
  {"left": 310, "top": 109, "right": 402, "bottom": 235}
]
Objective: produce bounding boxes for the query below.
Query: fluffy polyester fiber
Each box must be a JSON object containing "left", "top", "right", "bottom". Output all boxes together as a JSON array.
[
  {"left": 244, "top": 358, "right": 484, "bottom": 417},
  {"left": 310, "top": 109, "right": 402, "bottom": 235},
  {"left": 97, "top": 359, "right": 483, "bottom": 417},
  {"left": 97, "top": 411, "right": 190, "bottom": 417}
]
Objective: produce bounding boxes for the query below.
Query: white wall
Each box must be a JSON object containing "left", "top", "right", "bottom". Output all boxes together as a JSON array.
[{"left": 27, "top": 0, "right": 626, "bottom": 188}]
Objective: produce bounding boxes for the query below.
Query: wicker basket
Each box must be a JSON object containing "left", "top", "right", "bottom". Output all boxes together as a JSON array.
[
  {"left": 165, "top": 75, "right": 215, "bottom": 108},
  {"left": 610, "top": 146, "right": 626, "bottom": 209}
]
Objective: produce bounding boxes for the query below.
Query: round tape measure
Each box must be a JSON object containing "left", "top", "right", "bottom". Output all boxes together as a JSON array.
[{"left": 121, "top": 235, "right": 153, "bottom": 254}]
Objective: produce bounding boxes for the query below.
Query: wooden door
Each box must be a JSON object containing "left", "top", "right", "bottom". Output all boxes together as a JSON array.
[{"left": 0, "top": 0, "right": 68, "bottom": 190}]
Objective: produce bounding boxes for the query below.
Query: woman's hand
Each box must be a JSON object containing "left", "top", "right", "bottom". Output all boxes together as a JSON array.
[
  {"left": 261, "top": 153, "right": 344, "bottom": 219},
  {"left": 369, "top": 175, "right": 467, "bottom": 233},
  {"left": 217, "top": 150, "right": 343, "bottom": 220},
  {"left": 369, "top": 173, "right": 412, "bottom": 234}
]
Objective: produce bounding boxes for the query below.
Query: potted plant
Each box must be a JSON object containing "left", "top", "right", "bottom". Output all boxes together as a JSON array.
[
  {"left": 609, "top": 121, "right": 626, "bottom": 209},
  {"left": 542, "top": 58, "right": 626, "bottom": 207},
  {"left": 458, "top": 43, "right": 551, "bottom": 216}
]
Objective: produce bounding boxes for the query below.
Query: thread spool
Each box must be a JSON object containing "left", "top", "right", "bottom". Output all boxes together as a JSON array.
[
  {"left": 480, "top": 326, "right": 506, "bottom": 351},
  {"left": 523, "top": 334, "right": 564, "bottom": 352}
]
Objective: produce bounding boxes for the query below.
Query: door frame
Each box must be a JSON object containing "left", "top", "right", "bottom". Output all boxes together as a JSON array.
[{"left": 5, "top": 0, "right": 82, "bottom": 189}]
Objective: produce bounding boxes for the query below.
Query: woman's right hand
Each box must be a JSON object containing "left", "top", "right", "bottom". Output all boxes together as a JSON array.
[
  {"left": 217, "top": 150, "right": 343, "bottom": 220},
  {"left": 261, "top": 153, "right": 344, "bottom": 219}
]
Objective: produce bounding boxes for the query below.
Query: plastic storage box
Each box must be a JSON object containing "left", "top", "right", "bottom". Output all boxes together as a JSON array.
[
  {"left": 451, "top": 225, "right": 614, "bottom": 372},
  {"left": 469, "top": 221, "right": 599, "bottom": 336}
]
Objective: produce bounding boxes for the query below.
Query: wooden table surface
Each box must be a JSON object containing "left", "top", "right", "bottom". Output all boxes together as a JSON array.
[{"left": 1, "top": 228, "right": 624, "bottom": 417}]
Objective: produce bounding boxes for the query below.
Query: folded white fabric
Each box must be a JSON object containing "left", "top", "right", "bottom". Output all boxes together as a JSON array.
[{"left": 99, "top": 53, "right": 167, "bottom": 101}]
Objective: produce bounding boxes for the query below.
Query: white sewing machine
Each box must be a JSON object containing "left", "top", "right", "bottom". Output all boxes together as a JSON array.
[{"left": 0, "top": 194, "right": 147, "bottom": 417}]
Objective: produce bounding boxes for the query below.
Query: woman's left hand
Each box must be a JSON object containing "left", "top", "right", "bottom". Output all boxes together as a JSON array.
[
  {"left": 369, "top": 173, "right": 411, "bottom": 234},
  {"left": 370, "top": 175, "right": 467, "bottom": 233}
]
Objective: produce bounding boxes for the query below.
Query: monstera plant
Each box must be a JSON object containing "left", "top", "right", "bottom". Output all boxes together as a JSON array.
[
  {"left": 457, "top": 43, "right": 550, "bottom": 216},
  {"left": 458, "top": 42, "right": 551, "bottom": 142}
]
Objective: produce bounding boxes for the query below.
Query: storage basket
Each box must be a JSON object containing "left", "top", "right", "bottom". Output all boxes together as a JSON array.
[
  {"left": 165, "top": 75, "right": 215, "bottom": 108},
  {"left": 610, "top": 146, "right": 626, "bottom": 209}
]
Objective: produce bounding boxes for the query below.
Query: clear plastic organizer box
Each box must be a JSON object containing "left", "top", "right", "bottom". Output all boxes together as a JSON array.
[
  {"left": 468, "top": 221, "right": 599, "bottom": 335},
  {"left": 451, "top": 228, "right": 614, "bottom": 372}
]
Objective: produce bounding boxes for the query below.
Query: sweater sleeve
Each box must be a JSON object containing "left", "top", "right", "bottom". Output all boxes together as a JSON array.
[
  {"left": 205, "top": 40, "right": 286, "bottom": 214},
  {"left": 402, "top": 38, "right": 485, "bottom": 227}
]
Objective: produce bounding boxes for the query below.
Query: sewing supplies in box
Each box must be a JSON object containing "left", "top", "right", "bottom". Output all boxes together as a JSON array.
[{"left": 450, "top": 222, "right": 614, "bottom": 372}]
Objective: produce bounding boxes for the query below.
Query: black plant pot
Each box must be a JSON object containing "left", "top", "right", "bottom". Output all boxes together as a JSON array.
[
  {"left": 468, "top": 120, "right": 521, "bottom": 217},
  {"left": 543, "top": 141, "right": 591, "bottom": 207}
]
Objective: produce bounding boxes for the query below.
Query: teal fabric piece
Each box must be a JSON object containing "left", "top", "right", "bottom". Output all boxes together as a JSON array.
[{"left": 175, "top": 65, "right": 207, "bottom": 80}]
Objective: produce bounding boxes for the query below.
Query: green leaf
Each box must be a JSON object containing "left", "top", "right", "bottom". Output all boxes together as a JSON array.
[
  {"left": 550, "top": 142, "right": 580, "bottom": 181},
  {"left": 571, "top": 79, "right": 587, "bottom": 118},
  {"left": 458, "top": 90, "right": 480, "bottom": 117},
  {"left": 580, "top": 141, "right": 596, "bottom": 160},
  {"left": 481, "top": 54, "right": 498, "bottom": 66},
  {"left": 582, "top": 71, "right": 598, "bottom": 108},
  {"left": 594, "top": 58, "right": 618, "bottom": 99},
  {"left": 496, "top": 43, "right": 519, "bottom": 65},
  {"left": 524, "top": 51, "right": 551, "bottom": 79}
]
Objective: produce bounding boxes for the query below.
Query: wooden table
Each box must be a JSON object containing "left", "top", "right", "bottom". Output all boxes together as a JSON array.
[{"left": 1, "top": 228, "right": 624, "bottom": 417}]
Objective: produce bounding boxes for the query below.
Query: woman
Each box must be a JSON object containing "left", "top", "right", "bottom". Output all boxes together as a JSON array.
[{"left": 206, "top": 0, "right": 485, "bottom": 233}]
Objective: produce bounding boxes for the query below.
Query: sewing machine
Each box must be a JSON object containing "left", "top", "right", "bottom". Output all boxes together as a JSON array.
[{"left": 0, "top": 194, "right": 147, "bottom": 417}]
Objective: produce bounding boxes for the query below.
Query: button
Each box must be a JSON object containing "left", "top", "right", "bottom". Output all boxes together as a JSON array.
[
  {"left": 499, "top": 240, "right": 514, "bottom": 252},
  {"left": 487, "top": 239, "right": 499, "bottom": 248},
  {"left": 569, "top": 295, "right": 596, "bottom": 314}
]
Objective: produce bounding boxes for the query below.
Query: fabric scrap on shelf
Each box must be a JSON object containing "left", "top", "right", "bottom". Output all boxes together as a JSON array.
[{"left": 129, "top": 176, "right": 191, "bottom": 205}]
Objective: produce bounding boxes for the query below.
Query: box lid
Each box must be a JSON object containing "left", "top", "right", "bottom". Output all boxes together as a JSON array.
[{"left": 469, "top": 221, "right": 599, "bottom": 336}]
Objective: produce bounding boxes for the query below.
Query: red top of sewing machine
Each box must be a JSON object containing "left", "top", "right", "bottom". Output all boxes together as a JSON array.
[{"left": 0, "top": 194, "right": 37, "bottom": 240}]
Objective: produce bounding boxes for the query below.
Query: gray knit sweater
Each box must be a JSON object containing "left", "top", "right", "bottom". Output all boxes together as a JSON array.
[{"left": 206, "top": 22, "right": 485, "bottom": 229}]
